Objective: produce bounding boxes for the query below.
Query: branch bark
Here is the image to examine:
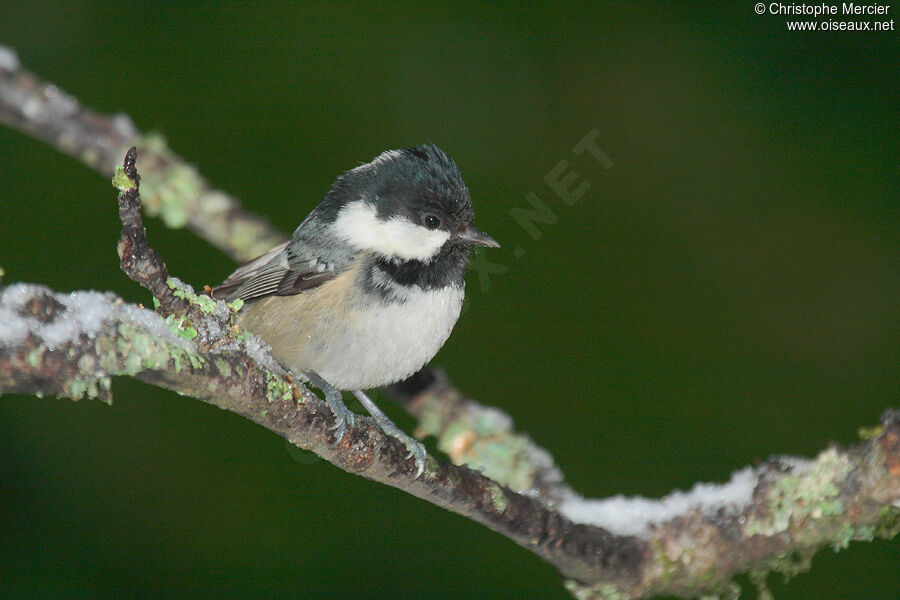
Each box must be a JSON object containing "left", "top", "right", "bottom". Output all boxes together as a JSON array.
[{"left": 1, "top": 46, "right": 898, "bottom": 599}]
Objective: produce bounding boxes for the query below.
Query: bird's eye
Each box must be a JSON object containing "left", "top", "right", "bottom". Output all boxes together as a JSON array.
[{"left": 423, "top": 215, "right": 441, "bottom": 230}]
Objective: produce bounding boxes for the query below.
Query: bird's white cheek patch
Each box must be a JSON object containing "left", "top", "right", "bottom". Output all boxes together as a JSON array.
[{"left": 333, "top": 201, "right": 450, "bottom": 261}]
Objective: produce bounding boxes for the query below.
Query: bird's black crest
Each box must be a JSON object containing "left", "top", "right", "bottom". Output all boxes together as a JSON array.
[{"left": 312, "top": 144, "right": 473, "bottom": 227}]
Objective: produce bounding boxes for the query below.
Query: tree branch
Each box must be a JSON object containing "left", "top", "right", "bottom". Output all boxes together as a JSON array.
[
  {"left": 388, "top": 369, "right": 900, "bottom": 598},
  {"left": 1, "top": 277, "right": 897, "bottom": 597},
  {"left": 1, "top": 46, "right": 897, "bottom": 598},
  {"left": 0, "top": 276, "right": 647, "bottom": 587}
]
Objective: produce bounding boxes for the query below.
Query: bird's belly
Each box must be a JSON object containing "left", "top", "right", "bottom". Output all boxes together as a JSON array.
[{"left": 239, "top": 284, "right": 465, "bottom": 390}]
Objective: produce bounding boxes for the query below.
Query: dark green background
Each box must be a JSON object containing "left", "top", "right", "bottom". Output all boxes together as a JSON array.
[{"left": 1, "top": 2, "right": 897, "bottom": 598}]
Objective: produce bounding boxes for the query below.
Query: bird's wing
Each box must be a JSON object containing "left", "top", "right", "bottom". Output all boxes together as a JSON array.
[{"left": 211, "top": 241, "right": 348, "bottom": 301}]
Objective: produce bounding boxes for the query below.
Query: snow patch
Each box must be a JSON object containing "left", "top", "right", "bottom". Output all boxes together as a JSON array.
[
  {"left": 225, "top": 332, "right": 285, "bottom": 376},
  {"left": 42, "top": 290, "right": 115, "bottom": 347},
  {"left": 557, "top": 466, "right": 760, "bottom": 538},
  {"left": 0, "top": 283, "right": 190, "bottom": 351}
]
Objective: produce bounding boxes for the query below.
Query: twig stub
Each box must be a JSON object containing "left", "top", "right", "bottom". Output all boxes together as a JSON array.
[{"left": 114, "top": 148, "right": 185, "bottom": 316}]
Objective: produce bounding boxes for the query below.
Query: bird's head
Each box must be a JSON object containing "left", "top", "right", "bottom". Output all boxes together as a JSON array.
[{"left": 317, "top": 144, "right": 499, "bottom": 262}]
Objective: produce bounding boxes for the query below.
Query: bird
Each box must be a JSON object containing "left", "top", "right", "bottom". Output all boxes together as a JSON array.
[{"left": 211, "top": 144, "right": 499, "bottom": 477}]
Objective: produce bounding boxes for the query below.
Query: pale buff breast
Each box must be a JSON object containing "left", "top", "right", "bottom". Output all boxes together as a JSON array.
[{"left": 236, "top": 263, "right": 464, "bottom": 390}]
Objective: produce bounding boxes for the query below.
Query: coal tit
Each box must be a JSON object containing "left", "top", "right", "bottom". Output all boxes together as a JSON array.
[{"left": 212, "top": 145, "right": 499, "bottom": 477}]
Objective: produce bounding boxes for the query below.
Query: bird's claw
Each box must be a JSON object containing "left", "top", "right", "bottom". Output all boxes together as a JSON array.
[
  {"left": 403, "top": 438, "right": 427, "bottom": 479},
  {"left": 374, "top": 420, "right": 427, "bottom": 478},
  {"left": 326, "top": 396, "right": 356, "bottom": 447},
  {"left": 329, "top": 420, "right": 347, "bottom": 447}
]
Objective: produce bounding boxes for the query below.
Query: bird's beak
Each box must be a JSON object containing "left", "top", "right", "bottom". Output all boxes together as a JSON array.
[{"left": 460, "top": 225, "right": 500, "bottom": 248}]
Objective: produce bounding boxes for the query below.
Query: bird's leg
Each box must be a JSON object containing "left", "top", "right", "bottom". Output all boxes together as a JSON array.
[
  {"left": 306, "top": 371, "right": 355, "bottom": 446},
  {"left": 352, "top": 390, "right": 427, "bottom": 479}
]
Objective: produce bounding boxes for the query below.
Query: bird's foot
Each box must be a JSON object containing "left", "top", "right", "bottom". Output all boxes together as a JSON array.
[
  {"left": 353, "top": 390, "right": 427, "bottom": 478},
  {"left": 325, "top": 392, "right": 356, "bottom": 447},
  {"left": 306, "top": 371, "right": 356, "bottom": 446}
]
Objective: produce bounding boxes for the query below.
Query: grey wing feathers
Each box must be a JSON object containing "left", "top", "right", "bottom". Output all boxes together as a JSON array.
[{"left": 211, "top": 241, "right": 340, "bottom": 301}]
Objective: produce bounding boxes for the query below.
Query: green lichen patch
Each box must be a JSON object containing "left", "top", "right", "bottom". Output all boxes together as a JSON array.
[
  {"left": 266, "top": 371, "right": 293, "bottom": 403},
  {"left": 213, "top": 357, "right": 232, "bottom": 378},
  {"left": 164, "top": 313, "right": 198, "bottom": 342},
  {"left": 744, "top": 449, "right": 850, "bottom": 538},
  {"left": 417, "top": 396, "right": 534, "bottom": 491},
  {"left": 487, "top": 482, "right": 508, "bottom": 514},
  {"left": 100, "top": 321, "right": 207, "bottom": 378},
  {"left": 111, "top": 164, "right": 137, "bottom": 191},
  {"left": 26, "top": 346, "right": 45, "bottom": 368},
  {"left": 874, "top": 506, "right": 900, "bottom": 539},
  {"left": 858, "top": 424, "right": 884, "bottom": 440},
  {"left": 167, "top": 278, "right": 218, "bottom": 314},
  {"left": 433, "top": 416, "right": 537, "bottom": 492},
  {"left": 415, "top": 400, "right": 448, "bottom": 439}
]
